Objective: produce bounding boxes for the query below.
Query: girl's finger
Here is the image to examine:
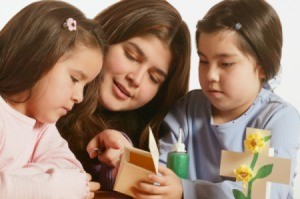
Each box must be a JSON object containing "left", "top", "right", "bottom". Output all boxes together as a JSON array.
[
  {"left": 132, "top": 186, "right": 162, "bottom": 199},
  {"left": 158, "top": 164, "right": 172, "bottom": 176},
  {"left": 137, "top": 181, "right": 168, "bottom": 195},
  {"left": 148, "top": 173, "right": 167, "bottom": 186},
  {"left": 86, "top": 192, "right": 95, "bottom": 199},
  {"left": 89, "top": 181, "right": 100, "bottom": 192}
]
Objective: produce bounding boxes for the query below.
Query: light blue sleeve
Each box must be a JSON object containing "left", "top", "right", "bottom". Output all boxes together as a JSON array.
[
  {"left": 263, "top": 104, "right": 300, "bottom": 198},
  {"left": 182, "top": 179, "right": 242, "bottom": 199}
]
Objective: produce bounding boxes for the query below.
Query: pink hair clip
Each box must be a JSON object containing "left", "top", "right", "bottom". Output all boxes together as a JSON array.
[{"left": 63, "top": 18, "right": 77, "bottom": 31}]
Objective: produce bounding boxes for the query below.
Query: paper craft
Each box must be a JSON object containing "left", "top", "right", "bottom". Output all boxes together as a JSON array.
[
  {"left": 220, "top": 128, "right": 291, "bottom": 199},
  {"left": 113, "top": 127, "right": 159, "bottom": 197}
]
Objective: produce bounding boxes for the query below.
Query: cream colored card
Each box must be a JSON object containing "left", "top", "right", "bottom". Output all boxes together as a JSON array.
[
  {"left": 113, "top": 127, "right": 158, "bottom": 197},
  {"left": 148, "top": 127, "right": 159, "bottom": 174}
]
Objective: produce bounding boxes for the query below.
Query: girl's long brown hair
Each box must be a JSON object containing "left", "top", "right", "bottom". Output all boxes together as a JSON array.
[{"left": 0, "top": 1, "right": 105, "bottom": 102}]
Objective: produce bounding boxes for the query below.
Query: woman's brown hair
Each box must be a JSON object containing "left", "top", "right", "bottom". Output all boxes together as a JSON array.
[{"left": 57, "top": 0, "right": 191, "bottom": 152}]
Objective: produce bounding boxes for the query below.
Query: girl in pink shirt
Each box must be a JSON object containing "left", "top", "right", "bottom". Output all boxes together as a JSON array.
[{"left": 0, "top": 1, "right": 105, "bottom": 198}]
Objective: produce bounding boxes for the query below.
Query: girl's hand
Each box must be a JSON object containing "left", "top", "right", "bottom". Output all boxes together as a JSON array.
[
  {"left": 86, "top": 173, "right": 100, "bottom": 199},
  {"left": 86, "top": 129, "right": 132, "bottom": 167},
  {"left": 132, "top": 164, "right": 183, "bottom": 199}
]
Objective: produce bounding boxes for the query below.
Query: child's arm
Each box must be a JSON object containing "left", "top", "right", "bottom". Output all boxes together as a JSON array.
[
  {"left": 0, "top": 124, "right": 99, "bottom": 199},
  {"left": 0, "top": 167, "right": 94, "bottom": 199},
  {"left": 131, "top": 164, "right": 183, "bottom": 199}
]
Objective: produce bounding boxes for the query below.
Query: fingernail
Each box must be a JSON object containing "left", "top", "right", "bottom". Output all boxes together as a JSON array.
[{"left": 94, "top": 147, "right": 105, "bottom": 155}]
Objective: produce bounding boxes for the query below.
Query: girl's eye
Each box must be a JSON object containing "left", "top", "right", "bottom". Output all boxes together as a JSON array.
[
  {"left": 71, "top": 76, "right": 79, "bottom": 83},
  {"left": 200, "top": 60, "right": 209, "bottom": 65},
  {"left": 221, "top": 62, "right": 234, "bottom": 67}
]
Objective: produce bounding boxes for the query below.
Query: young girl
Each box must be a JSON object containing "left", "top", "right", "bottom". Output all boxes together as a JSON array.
[
  {"left": 132, "top": 0, "right": 300, "bottom": 198},
  {"left": 56, "top": 0, "right": 191, "bottom": 191},
  {"left": 0, "top": 1, "right": 105, "bottom": 198}
]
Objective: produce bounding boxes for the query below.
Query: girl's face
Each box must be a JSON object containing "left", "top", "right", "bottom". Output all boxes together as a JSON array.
[
  {"left": 12, "top": 45, "right": 103, "bottom": 123},
  {"left": 99, "top": 36, "right": 171, "bottom": 111},
  {"left": 198, "top": 30, "right": 265, "bottom": 122}
]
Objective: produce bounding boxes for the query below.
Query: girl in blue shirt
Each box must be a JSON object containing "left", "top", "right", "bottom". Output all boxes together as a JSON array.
[{"left": 132, "top": 0, "right": 300, "bottom": 198}]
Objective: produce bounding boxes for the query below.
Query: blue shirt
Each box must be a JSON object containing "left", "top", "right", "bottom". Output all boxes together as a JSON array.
[{"left": 159, "top": 88, "right": 300, "bottom": 199}]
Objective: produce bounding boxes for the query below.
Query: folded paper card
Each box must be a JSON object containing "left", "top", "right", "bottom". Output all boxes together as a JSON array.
[{"left": 113, "top": 127, "right": 159, "bottom": 197}]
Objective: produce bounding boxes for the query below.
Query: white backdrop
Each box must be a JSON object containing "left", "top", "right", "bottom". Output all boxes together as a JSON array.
[
  {"left": 1, "top": 1, "right": 300, "bottom": 196},
  {"left": 1, "top": 0, "right": 299, "bottom": 112}
]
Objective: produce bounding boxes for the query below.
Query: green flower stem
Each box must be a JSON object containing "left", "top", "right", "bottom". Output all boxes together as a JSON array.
[
  {"left": 246, "top": 177, "right": 256, "bottom": 199},
  {"left": 250, "top": 153, "right": 258, "bottom": 170},
  {"left": 247, "top": 153, "right": 258, "bottom": 199}
]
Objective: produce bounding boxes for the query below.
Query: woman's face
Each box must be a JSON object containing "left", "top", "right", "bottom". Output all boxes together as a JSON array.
[{"left": 99, "top": 36, "right": 172, "bottom": 111}]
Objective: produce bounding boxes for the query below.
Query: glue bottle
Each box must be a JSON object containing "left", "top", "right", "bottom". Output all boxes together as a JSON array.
[{"left": 167, "top": 128, "right": 189, "bottom": 179}]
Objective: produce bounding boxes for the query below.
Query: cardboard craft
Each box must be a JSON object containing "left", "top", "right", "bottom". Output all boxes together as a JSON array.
[
  {"left": 113, "top": 128, "right": 159, "bottom": 197},
  {"left": 220, "top": 128, "right": 291, "bottom": 199}
]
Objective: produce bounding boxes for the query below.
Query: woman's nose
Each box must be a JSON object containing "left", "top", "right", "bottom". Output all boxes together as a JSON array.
[{"left": 126, "top": 67, "right": 147, "bottom": 87}]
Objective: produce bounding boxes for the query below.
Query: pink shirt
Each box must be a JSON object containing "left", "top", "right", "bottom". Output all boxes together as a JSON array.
[{"left": 0, "top": 97, "right": 88, "bottom": 199}]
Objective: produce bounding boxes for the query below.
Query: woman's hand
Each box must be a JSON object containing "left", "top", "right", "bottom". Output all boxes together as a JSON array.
[{"left": 86, "top": 129, "right": 132, "bottom": 167}]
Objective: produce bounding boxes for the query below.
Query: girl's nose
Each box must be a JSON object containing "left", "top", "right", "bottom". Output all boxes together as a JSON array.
[
  {"left": 72, "top": 87, "right": 83, "bottom": 104},
  {"left": 206, "top": 65, "right": 219, "bottom": 82}
]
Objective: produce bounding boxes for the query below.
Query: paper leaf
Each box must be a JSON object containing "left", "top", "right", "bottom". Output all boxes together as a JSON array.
[
  {"left": 233, "top": 189, "right": 247, "bottom": 199},
  {"left": 264, "top": 135, "right": 271, "bottom": 142},
  {"left": 255, "top": 164, "right": 273, "bottom": 179}
]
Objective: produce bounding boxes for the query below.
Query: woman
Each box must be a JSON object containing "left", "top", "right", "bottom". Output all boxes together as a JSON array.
[{"left": 57, "top": 0, "right": 191, "bottom": 191}]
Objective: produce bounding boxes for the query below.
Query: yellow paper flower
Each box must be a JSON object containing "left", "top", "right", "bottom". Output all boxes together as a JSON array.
[
  {"left": 234, "top": 164, "right": 253, "bottom": 187},
  {"left": 244, "top": 131, "right": 265, "bottom": 153}
]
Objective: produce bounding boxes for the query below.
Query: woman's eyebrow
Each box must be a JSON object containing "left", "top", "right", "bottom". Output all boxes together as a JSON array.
[{"left": 127, "top": 41, "right": 145, "bottom": 57}]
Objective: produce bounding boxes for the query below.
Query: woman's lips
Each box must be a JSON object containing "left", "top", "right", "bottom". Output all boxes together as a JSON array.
[{"left": 113, "top": 80, "right": 131, "bottom": 99}]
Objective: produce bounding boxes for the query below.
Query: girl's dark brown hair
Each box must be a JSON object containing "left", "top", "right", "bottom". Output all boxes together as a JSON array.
[
  {"left": 57, "top": 0, "right": 191, "bottom": 152},
  {"left": 196, "top": 0, "right": 282, "bottom": 82},
  {"left": 0, "top": 0, "right": 105, "bottom": 102}
]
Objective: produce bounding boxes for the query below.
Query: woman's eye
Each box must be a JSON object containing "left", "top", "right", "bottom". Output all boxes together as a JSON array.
[
  {"left": 149, "top": 72, "right": 164, "bottom": 84},
  {"left": 150, "top": 75, "right": 159, "bottom": 84},
  {"left": 124, "top": 50, "right": 138, "bottom": 62},
  {"left": 71, "top": 76, "right": 79, "bottom": 83}
]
